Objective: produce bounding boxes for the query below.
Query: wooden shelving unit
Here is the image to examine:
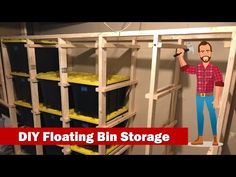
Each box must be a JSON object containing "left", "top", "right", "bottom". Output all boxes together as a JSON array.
[{"left": 0, "top": 32, "right": 138, "bottom": 155}]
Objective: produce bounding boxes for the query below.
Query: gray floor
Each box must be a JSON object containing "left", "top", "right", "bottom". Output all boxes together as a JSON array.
[{"left": 0, "top": 114, "right": 14, "bottom": 155}]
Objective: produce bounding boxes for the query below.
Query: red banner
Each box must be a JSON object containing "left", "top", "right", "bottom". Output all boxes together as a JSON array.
[{"left": 0, "top": 128, "right": 188, "bottom": 145}]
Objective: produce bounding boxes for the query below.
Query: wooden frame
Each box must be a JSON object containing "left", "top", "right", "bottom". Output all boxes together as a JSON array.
[
  {"left": 143, "top": 26, "right": 236, "bottom": 155},
  {"left": 1, "top": 32, "right": 138, "bottom": 155},
  {"left": 1, "top": 42, "right": 21, "bottom": 154},
  {"left": 0, "top": 47, "right": 8, "bottom": 103},
  {"left": 58, "top": 38, "right": 71, "bottom": 155},
  {"left": 1, "top": 25, "right": 236, "bottom": 155},
  {"left": 26, "top": 39, "right": 43, "bottom": 155},
  {"left": 207, "top": 32, "right": 236, "bottom": 155}
]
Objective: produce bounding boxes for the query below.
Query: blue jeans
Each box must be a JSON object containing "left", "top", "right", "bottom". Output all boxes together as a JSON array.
[{"left": 196, "top": 96, "right": 217, "bottom": 136}]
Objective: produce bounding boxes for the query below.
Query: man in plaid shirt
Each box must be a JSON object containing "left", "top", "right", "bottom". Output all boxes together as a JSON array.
[{"left": 177, "top": 41, "right": 224, "bottom": 146}]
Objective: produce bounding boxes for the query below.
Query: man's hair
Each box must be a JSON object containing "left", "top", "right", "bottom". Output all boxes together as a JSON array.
[{"left": 198, "top": 41, "right": 212, "bottom": 52}]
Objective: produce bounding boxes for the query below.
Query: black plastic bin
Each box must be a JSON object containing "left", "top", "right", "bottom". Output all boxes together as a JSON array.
[
  {"left": 35, "top": 48, "right": 59, "bottom": 73},
  {"left": 13, "top": 76, "right": 31, "bottom": 103},
  {"left": 71, "top": 84, "right": 98, "bottom": 117},
  {"left": 38, "top": 80, "right": 74, "bottom": 110},
  {"left": 41, "top": 112, "right": 62, "bottom": 127},
  {"left": 5, "top": 42, "right": 29, "bottom": 73},
  {"left": 117, "top": 86, "right": 129, "bottom": 108},
  {"left": 0, "top": 103, "right": 9, "bottom": 117},
  {"left": 107, "top": 89, "right": 118, "bottom": 114},
  {"left": 43, "top": 145, "right": 63, "bottom": 155},
  {"left": 71, "top": 151, "right": 83, "bottom": 155},
  {"left": 71, "top": 84, "right": 128, "bottom": 117},
  {"left": 70, "top": 119, "right": 128, "bottom": 152},
  {"left": 16, "top": 105, "right": 36, "bottom": 155},
  {"left": 5, "top": 42, "right": 59, "bottom": 74},
  {"left": 16, "top": 106, "right": 34, "bottom": 127},
  {"left": 21, "top": 145, "right": 36, "bottom": 155}
]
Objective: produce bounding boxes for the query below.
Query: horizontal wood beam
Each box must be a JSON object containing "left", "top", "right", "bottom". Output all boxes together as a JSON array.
[
  {"left": 156, "top": 84, "right": 174, "bottom": 93},
  {"left": 145, "top": 84, "right": 182, "bottom": 100},
  {"left": 161, "top": 33, "right": 232, "bottom": 41},
  {"left": 108, "top": 145, "right": 131, "bottom": 155},
  {"left": 25, "top": 44, "right": 58, "bottom": 48},
  {"left": 145, "top": 84, "right": 174, "bottom": 99},
  {"left": 104, "top": 43, "right": 140, "bottom": 49},
  {"left": 96, "top": 80, "right": 137, "bottom": 92},
  {"left": 1, "top": 33, "right": 100, "bottom": 40},
  {"left": 157, "top": 43, "right": 187, "bottom": 49},
  {"left": 1, "top": 29, "right": 234, "bottom": 43},
  {"left": 155, "top": 85, "right": 182, "bottom": 100},
  {"left": 60, "top": 43, "right": 97, "bottom": 48},
  {"left": 101, "top": 26, "right": 236, "bottom": 37},
  {"left": 26, "top": 43, "right": 98, "bottom": 48},
  {"left": 102, "top": 112, "right": 136, "bottom": 128},
  {"left": 164, "top": 120, "right": 177, "bottom": 128},
  {"left": 29, "top": 33, "right": 231, "bottom": 42}
]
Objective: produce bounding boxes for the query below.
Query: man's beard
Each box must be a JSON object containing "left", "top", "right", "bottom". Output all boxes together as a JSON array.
[{"left": 200, "top": 56, "right": 211, "bottom": 63}]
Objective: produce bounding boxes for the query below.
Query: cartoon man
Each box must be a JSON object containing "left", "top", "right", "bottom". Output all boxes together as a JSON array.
[{"left": 177, "top": 41, "right": 224, "bottom": 146}]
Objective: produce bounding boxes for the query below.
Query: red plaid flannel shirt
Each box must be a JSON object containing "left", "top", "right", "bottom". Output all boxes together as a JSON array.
[{"left": 181, "top": 63, "right": 224, "bottom": 93}]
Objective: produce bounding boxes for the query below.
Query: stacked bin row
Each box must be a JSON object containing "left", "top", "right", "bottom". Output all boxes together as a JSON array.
[
  {"left": 5, "top": 41, "right": 130, "bottom": 155},
  {"left": 7, "top": 42, "right": 59, "bottom": 104},
  {"left": 6, "top": 41, "right": 129, "bottom": 118},
  {"left": 37, "top": 72, "right": 129, "bottom": 117},
  {"left": 16, "top": 105, "right": 64, "bottom": 155},
  {"left": 6, "top": 42, "right": 59, "bottom": 74},
  {"left": 6, "top": 41, "right": 62, "bottom": 155},
  {"left": 71, "top": 82, "right": 129, "bottom": 117},
  {"left": 16, "top": 105, "right": 36, "bottom": 155}
]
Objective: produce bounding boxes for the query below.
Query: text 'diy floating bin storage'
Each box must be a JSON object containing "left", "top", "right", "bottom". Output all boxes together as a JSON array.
[
  {"left": 37, "top": 72, "right": 74, "bottom": 110},
  {"left": 69, "top": 72, "right": 129, "bottom": 117},
  {"left": 4, "top": 40, "right": 59, "bottom": 74},
  {"left": 70, "top": 119, "right": 128, "bottom": 153}
]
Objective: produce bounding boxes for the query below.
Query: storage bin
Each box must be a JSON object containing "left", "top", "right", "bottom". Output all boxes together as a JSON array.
[
  {"left": 69, "top": 73, "right": 129, "bottom": 117},
  {"left": 35, "top": 48, "right": 59, "bottom": 73},
  {"left": 38, "top": 79, "right": 74, "bottom": 110},
  {"left": 16, "top": 106, "right": 34, "bottom": 127},
  {"left": 5, "top": 42, "right": 29, "bottom": 73},
  {"left": 38, "top": 72, "right": 129, "bottom": 115},
  {"left": 117, "top": 86, "right": 129, "bottom": 108},
  {"left": 71, "top": 84, "right": 128, "bottom": 117},
  {"left": 0, "top": 103, "right": 9, "bottom": 117},
  {"left": 21, "top": 145, "right": 36, "bottom": 155},
  {"left": 5, "top": 42, "right": 59, "bottom": 73},
  {"left": 13, "top": 76, "right": 31, "bottom": 103},
  {"left": 40, "top": 112, "right": 62, "bottom": 127},
  {"left": 43, "top": 145, "right": 63, "bottom": 155}
]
